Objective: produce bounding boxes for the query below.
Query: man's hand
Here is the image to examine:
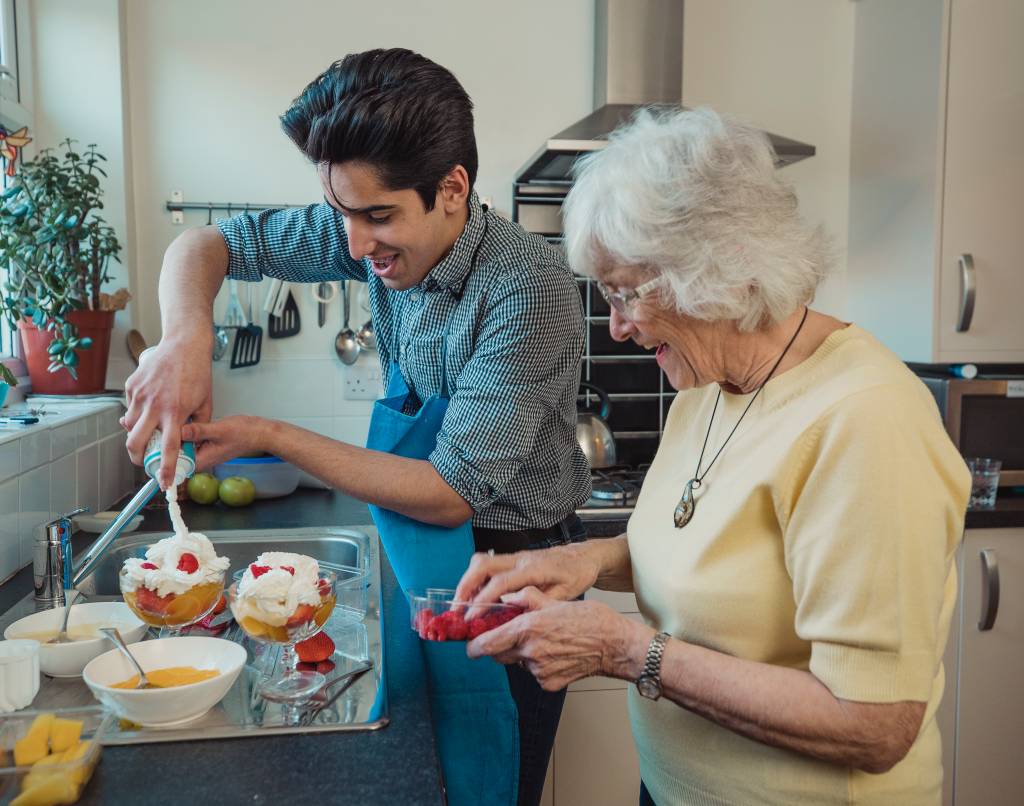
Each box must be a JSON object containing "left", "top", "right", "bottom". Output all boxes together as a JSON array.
[
  {"left": 122, "top": 339, "right": 214, "bottom": 489},
  {"left": 181, "top": 416, "right": 270, "bottom": 471}
]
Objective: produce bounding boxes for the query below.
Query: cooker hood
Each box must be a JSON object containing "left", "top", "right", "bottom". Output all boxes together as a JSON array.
[{"left": 516, "top": 0, "right": 815, "bottom": 186}]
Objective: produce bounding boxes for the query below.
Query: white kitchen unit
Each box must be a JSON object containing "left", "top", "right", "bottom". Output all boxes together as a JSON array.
[
  {"left": 939, "top": 528, "right": 1024, "bottom": 805},
  {"left": 847, "top": 0, "right": 1024, "bottom": 363}
]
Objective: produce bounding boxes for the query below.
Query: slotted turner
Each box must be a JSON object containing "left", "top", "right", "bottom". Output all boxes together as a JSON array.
[
  {"left": 230, "top": 282, "right": 263, "bottom": 368},
  {"left": 268, "top": 283, "right": 301, "bottom": 339}
]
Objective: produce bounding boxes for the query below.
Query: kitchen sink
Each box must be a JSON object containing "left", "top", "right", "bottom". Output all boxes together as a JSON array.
[{"left": 0, "top": 526, "right": 388, "bottom": 744}]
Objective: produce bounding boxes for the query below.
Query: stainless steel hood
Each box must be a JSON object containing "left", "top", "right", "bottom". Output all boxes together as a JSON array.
[{"left": 516, "top": 0, "right": 815, "bottom": 186}]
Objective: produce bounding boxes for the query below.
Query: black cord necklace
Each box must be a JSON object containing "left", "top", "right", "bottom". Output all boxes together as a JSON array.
[{"left": 673, "top": 307, "right": 810, "bottom": 528}]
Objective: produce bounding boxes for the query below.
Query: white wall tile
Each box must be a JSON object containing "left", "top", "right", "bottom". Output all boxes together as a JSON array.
[
  {"left": 97, "top": 406, "right": 123, "bottom": 439},
  {"left": 334, "top": 416, "right": 371, "bottom": 448},
  {"left": 0, "top": 478, "right": 19, "bottom": 583},
  {"left": 0, "top": 440, "right": 18, "bottom": 483},
  {"left": 20, "top": 430, "right": 51, "bottom": 472},
  {"left": 76, "top": 414, "right": 97, "bottom": 448},
  {"left": 76, "top": 445, "right": 99, "bottom": 515},
  {"left": 50, "top": 458, "right": 77, "bottom": 517},
  {"left": 19, "top": 464, "right": 51, "bottom": 569},
  {"left": 51, "top": 421, "right": 78, "bottom": 460},
  {"left": 213, "top": 358, "right": 337, "bottom": 419},
  {"left": 98, "top": 434, "right": 126, "bottom": 510}
]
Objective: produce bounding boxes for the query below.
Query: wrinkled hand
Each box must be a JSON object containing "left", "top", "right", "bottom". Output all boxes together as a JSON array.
[
  {"left": 454, "top": 542, "right": 601, "bottom": 605},
  {"left": 181, "top": 416, "right": 269, "bottom": 471},
  {"left": 123, "top": 340, "right": 213, "bottom": 489},
  {"left": 467, "top": 587, "right": 637, "bottom": 691}
]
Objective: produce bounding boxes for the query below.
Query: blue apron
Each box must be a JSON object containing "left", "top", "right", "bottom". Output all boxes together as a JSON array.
[{"left": 367, "top": 361, "right": 519, "bottom": 806}]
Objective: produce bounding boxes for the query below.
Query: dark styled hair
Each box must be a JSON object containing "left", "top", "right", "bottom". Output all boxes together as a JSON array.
[{"left": 281, "top": 48, "right": 477, "bottom": 211}]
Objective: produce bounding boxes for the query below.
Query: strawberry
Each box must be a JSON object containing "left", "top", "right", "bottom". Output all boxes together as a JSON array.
[
  {"left": 140, "top": 562, "right": 157, "bottom": 570},
  {"left": 212, "top": 594, "right": 227, "bottom": 615},
  {"left": 317, "top": 578, "right": 332, "bottom": 597},
  {"left": 176, "top": 552, "right": 199, "bottom": 574},
  {"left": 295, "top": 632, "right": 335, "bottom": 662},
  {"left": 135, "top": 585, "right": 172, "bottom": 615},
  {"left": 286, "top": 604, "right": 316, "bottom": 627},
  {"left": 249, "top": 564, "right": 271, "bottom": 578},
  {"left": 281, "top": 565, "right": 295, "bottom": 575}
]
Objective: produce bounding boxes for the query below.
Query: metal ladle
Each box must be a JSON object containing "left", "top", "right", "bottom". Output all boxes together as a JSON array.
[
  {"left": 334, "top": 280, "right": 360, "bottom": 365},
  {"left": 99, "top": 627, "right": 150, "bottom": 689},
  {"left": 208, "top": 205, "right": 230, "bottom": 361}
]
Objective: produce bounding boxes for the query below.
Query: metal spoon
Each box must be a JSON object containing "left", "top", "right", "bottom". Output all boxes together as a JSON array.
[
  {"left": 47, "top": 590, "right": 81, "bottom": 644},
  {"left": 334, "top": 280, "right": 360, "bottom": 365},
  {"left": 212, "top": 322, "right": 230, "bottom": 361},
  {"left": 355, "top": 319, "right": 376, "bottom": 352},
  {"left": 99, "top": 627, "right": 150, "bottom": 689}
]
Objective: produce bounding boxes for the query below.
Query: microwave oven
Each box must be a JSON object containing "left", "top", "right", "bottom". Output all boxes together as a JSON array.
[{"left": 917, "top": 374, "right": 1024, "bottom": 487}]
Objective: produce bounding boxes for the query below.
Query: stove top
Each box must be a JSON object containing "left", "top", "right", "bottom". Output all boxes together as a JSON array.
[{"left": 577, "top": 466, "right": 649, "bottom": 519}]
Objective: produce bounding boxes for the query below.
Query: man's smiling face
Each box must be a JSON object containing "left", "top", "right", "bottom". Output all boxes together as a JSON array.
[{"left": 319, "top": 161, "right": 466, "bottom": 291}]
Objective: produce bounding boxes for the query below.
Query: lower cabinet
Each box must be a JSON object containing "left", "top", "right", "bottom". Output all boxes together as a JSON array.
[{"left": 941, "top": 528, "right": 1024, "bottom": 806}]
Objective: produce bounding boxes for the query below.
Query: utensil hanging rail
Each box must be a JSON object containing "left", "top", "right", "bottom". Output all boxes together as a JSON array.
[{"left": 164, "top": 201, "right": 304, "bottom": 214}]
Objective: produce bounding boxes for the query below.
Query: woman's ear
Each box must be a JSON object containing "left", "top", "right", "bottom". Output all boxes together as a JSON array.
[{"left": 438, "top": 165, "right": 471, "bottom": 214}]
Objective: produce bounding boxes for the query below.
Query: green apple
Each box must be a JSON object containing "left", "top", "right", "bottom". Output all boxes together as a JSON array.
[
  {"left": 186, "top": 472, "right": 220, "bottom": 505},
  {"left": 218, "top": 476, "right": 257, "bottom": 507}
]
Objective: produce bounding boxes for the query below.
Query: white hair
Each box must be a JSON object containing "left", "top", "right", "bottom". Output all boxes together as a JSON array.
[{"left": 562, "top": 107, "right": 829, "bottom": 331}]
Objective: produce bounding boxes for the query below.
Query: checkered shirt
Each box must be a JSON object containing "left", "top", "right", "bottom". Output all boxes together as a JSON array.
[{"left": 218, "top": 194, "right": 591, "bottom": 529}]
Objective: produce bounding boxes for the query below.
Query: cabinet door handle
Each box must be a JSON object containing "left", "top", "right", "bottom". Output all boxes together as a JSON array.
[
  {"left": 956, "top": 253, "right": 976, "bottom": 332},
  {"left": 978, "top": 548, "right": 1000, "bottom": 631}
]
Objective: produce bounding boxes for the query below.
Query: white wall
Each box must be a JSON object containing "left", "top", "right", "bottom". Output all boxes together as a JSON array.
[
  {"left": 681, "top": 0, "right": 856, "bottom": 320},
  {"left": 119, "top": 0, "right": 594, "bottom": 442}
]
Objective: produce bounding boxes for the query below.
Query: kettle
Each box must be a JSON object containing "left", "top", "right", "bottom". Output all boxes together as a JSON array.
[{"left": 576, "top": 382, "right": 617, "bottom": 469}]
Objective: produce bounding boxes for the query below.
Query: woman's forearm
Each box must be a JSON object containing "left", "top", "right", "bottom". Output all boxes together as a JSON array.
[
  {"left": 611, "top": 619, "right": 925, "bottom": 773},
  {"left": 588, "top": 535, "right": 635, "bottom": 592}
]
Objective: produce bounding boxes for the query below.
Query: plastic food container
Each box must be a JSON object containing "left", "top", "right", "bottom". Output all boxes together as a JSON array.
[
  {"left": 408, "top": 589, "right": 523, "bottom": 642},
  {"left": 213, "top": 456, "right": 300, "bottom": 499},
  {"left": 0, "top": 640, "right": 39, "bottom": 713},
  {"left": 0, "top": 704, "right": 111, "bottom": 805}
]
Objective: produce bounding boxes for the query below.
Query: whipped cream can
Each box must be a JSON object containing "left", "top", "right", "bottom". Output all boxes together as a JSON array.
[{"left": 138, "top": 346, "right": 197, "bottom": 485}]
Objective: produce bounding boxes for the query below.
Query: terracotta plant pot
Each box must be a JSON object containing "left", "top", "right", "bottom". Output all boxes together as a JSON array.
[{"left": 16, "top": 310, "right": 115, "bottom": 395}]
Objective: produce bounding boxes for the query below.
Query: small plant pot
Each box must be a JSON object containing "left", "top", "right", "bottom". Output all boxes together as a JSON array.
[{"left": 17, "top": 309, "right": 115, "bottom": 394}]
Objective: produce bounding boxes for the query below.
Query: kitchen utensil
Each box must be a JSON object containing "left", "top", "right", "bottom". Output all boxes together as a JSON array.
[
  {"left": 263, "top": 278, "right": 284, "bottom": 314},
  {"left": 4, "top": 603, "right": 148, "bottom": 678},
  {"left": 312, "top": 281, "right": 338, "bottom": 329},
  {"left": 269, "top": 283, "right": 301, "bottom": 339},
  {"left": 356, "top": 319, "right": 376, "bottom": 352},
  {"left": 576, "top": 382, "right": 617, "bottom": 469},
  {"left": 98, "top": 628, "right": 149, "bottom": 689},
  {"left": 126, "top": 330, "right": 147, "bottom": 366},
  {"left": 212, "top": 323, "right": 230, "bottom": 361},
  {"left": 0, "top": 639, "right": 40, "bottom": 712},
  {"left": 229, "top": 283, "right": 262, "bottom": 368},
  {"left": 223, "top": 279, "right": 246, "bottom": 329},
  {"left": 334, "top": 280, "right": 360, "bottom": 365},
  {"left": 48, "top": 590, "right": 82, "bottom": 645}
]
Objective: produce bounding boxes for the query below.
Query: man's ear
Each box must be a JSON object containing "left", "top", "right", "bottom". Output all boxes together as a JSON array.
[{"left": 438, "top": 165, "right": 470, "bottom": 214}]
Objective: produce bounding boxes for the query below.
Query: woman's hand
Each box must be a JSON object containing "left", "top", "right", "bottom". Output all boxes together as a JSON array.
[
  {"left": 181, "top": 416, "right": 271, "bottom": 470},
  {"left": 466, "top": 587, "right": 651, "bottom": 691},
  {"left": 455, "top": 542, "right": 602, "bottom": 605}
]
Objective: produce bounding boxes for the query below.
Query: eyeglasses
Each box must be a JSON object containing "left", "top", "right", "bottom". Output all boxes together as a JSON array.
[{"left": 594, "top": 276, "right": 667, "bottom": 317}]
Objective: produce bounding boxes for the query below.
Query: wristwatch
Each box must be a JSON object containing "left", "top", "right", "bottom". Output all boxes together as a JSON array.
[{"left": 636, "top": 631, "right": 670, "bottom": 701}]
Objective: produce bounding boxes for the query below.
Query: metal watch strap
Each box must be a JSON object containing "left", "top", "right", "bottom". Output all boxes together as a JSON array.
[{"left": 637, "top": 631, "right": 670, "bottom": 700}]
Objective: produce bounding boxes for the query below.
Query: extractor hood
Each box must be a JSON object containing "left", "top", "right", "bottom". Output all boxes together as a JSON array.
[{"left": 516, "top": 0, "right": 815, "bottom": 186}]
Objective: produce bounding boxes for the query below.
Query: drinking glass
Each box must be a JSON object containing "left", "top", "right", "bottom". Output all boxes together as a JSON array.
[{"left": 966, "top": 457, "right": 1001, "bottom": 510}]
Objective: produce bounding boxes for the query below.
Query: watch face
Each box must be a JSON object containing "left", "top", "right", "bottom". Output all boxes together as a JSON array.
[{"left": 638, "top": 676, "right": 660, "bottom": 700}]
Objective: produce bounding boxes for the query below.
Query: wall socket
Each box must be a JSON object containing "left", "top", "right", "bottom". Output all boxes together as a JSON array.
[{"left": 343, "top": 363, "right": 382, "bottom": 400}]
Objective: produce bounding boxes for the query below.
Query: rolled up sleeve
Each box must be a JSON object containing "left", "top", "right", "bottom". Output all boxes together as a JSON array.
[
  {"left": 430, "top": 266, "right": 584, "bottom": 512},
  {"left": 216, "top": 203, "right": 367, "bottom": 282}
]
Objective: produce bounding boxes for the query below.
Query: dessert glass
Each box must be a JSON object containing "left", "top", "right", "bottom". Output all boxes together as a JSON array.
[
  {"left": 228, "top": 568, "right": 337, "bottom": 702},
  {"left": 120, "top": 568, "right": 226, "bottom": 638}
]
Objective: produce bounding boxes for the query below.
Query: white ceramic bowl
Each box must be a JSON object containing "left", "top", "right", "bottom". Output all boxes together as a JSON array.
[
  {"left": 74, "top": 511, "right": 145, "bottom": 534},
  {"left": 82, "top": 636, "right": 246, "bottom": 726},
  {"left": 3, "top": 602, "right": 148, "bottom": 678}
]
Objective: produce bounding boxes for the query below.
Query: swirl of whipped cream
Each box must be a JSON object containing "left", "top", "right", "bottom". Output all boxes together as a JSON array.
[
  {"left": 121, "top": 531, "right": 229, "bottom": 597},
  {"left": 233, "top": 552, "right": 322, "bottom": 627}
]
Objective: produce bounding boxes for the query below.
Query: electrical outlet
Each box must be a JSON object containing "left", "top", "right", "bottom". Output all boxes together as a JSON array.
[{"left": 343, "top": 363, "right": 382, "bottom": 400}]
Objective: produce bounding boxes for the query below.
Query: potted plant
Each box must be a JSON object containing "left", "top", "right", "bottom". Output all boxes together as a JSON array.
[{"left": 0, "top": 139, "right": 129, "bottom": 394}]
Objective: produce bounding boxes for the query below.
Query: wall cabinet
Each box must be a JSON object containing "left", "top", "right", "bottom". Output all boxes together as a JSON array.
[
  {"left": 940, "top": 528, "right": 1024, "bottom": 805},
  {"left": 847, "top": 0, "right": 1024, "bottom": 362}
]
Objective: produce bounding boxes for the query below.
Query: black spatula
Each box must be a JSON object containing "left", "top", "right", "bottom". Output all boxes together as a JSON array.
[
  {"left": 268, "top": 288, "right": 301, "bottom": 339},
  {"left": 230, "top": 283, "right": 263, "bottom": 368}
]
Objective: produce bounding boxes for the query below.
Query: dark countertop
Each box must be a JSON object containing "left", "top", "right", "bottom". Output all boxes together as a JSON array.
[{"left": 0, "top": 489, "right": 444, "bottom": 805}]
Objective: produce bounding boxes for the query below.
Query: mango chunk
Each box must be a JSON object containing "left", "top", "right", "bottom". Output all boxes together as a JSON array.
[
  {"left": 11, "top": 773, "right": 78, "bottom": 806},
  {"left": 13, "top": 713, "right": 55, "bottom": 767},
  {"left": 48, "top": 719, "right": 82, "bottom": 754}
]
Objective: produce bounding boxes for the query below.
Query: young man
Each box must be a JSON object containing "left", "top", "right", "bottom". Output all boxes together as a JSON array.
[{"left": 123, "top": 49, "right": 590, "bottom": 805}]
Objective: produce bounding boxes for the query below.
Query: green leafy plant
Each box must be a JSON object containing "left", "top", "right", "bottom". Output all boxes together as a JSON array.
[
  {"left": 0, "top": 362, "right": 16, "bottom": 387},
  {"left": 0, "top": 139, "right": 123, "bottom": 378}
]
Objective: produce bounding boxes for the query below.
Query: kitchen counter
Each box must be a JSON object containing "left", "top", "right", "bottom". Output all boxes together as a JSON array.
[{"left": 0, "top": 489, "right": 444, "bottom": 805}]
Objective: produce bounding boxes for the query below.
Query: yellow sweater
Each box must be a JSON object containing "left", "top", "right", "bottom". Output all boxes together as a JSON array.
[{"left": 627, "top": 325, "right": 970, "bottom": 806}]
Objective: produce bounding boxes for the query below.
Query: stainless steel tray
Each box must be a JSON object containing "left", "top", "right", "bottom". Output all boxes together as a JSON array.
[{"left": 0, "top": 526, "right": 388, "bottom": 745}]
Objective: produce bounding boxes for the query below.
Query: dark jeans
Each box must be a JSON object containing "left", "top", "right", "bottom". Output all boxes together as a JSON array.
[
  {"left": 473, "top": 514, "right": 588, "bottom": 806},
  {"left": 640, "top": 781, "right": 656, "bottom": 805}
]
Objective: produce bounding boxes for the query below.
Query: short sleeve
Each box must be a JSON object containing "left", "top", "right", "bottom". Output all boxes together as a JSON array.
[{"left": 777, "top": 384, "right": 970, "bottom": 703}]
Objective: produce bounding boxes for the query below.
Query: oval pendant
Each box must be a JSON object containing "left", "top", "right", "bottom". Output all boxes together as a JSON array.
[{"left": 673, "top": 479, "right": 697, "bottom": 528}]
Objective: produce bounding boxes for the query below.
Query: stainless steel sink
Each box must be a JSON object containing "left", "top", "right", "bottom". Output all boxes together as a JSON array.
[{"left": 0, "top": 526, "right": 388, "bottom": 743}]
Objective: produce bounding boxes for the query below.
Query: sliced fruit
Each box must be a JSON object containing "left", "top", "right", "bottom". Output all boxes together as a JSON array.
[
  {"left": 240, "top": 617, "right": 267, "bottom": 637},
  {"left": 285, "top": 604, "right": 315, "bottom": 627},
  {"left": 211, "top": 594, "right": 227, "bottom": 615},
  {"left": 12, "top": 773, "right": 77, "bottom": 806},
  {"left": 249, "top": 564, "right": 271, "bottom": 578},
  {"left": 176, "top": 552, "right": 199, "bottom": 574},
  {"left": 48, "top": 718, "right": 82, "bottom": 754},
  {"left": 295, "top": 632, "right": 335, "bottom": 662},
  {"left": 14, "top": 713, "right": 54, "bottom": 766},
  {"left": 134, "top": 585, "right": 172, "bottom": 615},
  {"left": 140, "top": 562, "right": 157, "bottom": 570},
  {"left": 165, "top": 594, "right": 203, "bottom": 625}
]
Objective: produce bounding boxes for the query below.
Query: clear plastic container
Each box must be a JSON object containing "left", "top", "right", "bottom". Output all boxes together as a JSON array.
[
  {"left": 0, "top": 705, "right": 112, "bottom": 805},
  {"left": 408, "top": 588, "right": 523, "bottom": 642},
  {"left": 212, "top": 456, "right": 300, "bottom": 499}
]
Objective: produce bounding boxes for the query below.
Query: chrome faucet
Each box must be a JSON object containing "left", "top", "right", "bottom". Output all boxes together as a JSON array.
[{"left": 34, "top": 477, "right": 162, "bottom": 606}]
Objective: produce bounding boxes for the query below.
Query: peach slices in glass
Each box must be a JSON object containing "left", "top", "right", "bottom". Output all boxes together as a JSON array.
[{"left": 227, "top": 553, "right": 337, "bottom": 702}]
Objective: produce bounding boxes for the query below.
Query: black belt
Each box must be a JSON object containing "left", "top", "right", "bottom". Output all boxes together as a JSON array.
[{"left": 472, "top": 514, "right": 584, "bottom": 555}]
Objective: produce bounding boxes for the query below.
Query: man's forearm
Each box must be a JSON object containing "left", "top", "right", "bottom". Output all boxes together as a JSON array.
[
  {"left": 261, "top": 420, "right": 474, "bottom": 527},
  {"left": 159, "top": 226, "right": 230, "bottom": 345}
]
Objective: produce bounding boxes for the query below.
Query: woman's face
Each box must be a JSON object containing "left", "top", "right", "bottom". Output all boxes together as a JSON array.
[{"left": 600, "top": 265, "right": 713, "bottom": 391}]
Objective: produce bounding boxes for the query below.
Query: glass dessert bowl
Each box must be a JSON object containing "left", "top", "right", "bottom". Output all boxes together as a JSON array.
[{"left": 228, "top": 553, "right": 337, "bottom": 703}]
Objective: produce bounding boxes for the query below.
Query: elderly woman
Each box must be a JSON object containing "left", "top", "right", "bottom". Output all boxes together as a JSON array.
[{"left": 455, "top": 108, "right": 970, "bottom": 805}]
